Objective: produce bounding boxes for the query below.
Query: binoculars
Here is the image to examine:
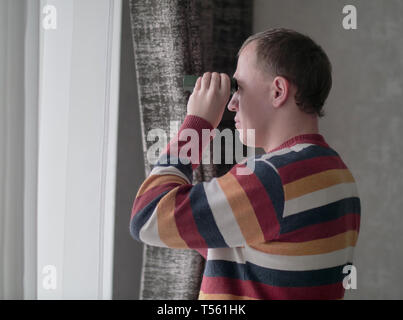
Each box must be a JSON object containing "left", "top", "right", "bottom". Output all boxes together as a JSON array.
[{"left": 183, "top": 75, "right": 238, "bottom": 94}]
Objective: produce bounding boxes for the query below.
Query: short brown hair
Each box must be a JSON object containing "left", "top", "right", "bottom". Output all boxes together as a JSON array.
[{"left": 239, "top": 28, "right": 332, "bottom": 117}]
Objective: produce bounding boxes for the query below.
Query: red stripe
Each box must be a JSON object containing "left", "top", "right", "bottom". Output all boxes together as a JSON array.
[
  {"left": 194, "top": 248, "right": 208, "bottom": 260},
  {"left": 131, "top": 183, "right": 182, "bottom": 219},
  {"left": 200, "top": 276, "right": 345, "bottom": 300},
  {"left": 278, "top": 213, "right": 361, "bottom": 242},
  {"left": 174, "top": 185, "right": 208, "bottom": 248},
  {"left": 278, "top": 156, "right": 347, "bottom": 185},
  {"left": 231, "top": 166, "right": 280, "bottom": 240},
  {"left": 268, "top": 135, "right": 330, "bottom": 153}
]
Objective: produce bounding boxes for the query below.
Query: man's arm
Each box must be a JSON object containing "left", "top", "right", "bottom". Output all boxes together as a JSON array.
[
  {"left": 130, "top": 116, "right": 284, "bottom": 250},
  {"left": 129, "top": 73, "right": 284, "bottom": 250}
]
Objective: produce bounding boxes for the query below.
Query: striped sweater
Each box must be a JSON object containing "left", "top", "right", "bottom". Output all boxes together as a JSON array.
[{"left": 130, "top": 115, "right": 361, "bottom": 300}]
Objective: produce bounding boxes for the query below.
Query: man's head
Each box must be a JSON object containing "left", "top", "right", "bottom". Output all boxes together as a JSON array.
[{"left": 228, "top": 28, "right": 332, "bottom": 148}]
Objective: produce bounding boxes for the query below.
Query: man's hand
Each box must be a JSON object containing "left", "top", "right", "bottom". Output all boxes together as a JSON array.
[{"left": 187, "top": 72, "right": 231, "bottom": 129}]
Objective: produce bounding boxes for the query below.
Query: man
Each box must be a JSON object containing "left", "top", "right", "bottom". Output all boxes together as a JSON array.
[{"left": 130, "top": 28, "right": 361, "bottom": 300}]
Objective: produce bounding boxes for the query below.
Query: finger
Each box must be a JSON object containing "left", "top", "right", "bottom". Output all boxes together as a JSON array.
[
  {"left": 201, "top": 72, "right": 211, "bottom": 90},
  {"left": 194, "top": 76, "right": 202, "bottom": 91},
  {"left": 220, "top": 73, "right": 231, "bottom": 94},
  {"left": 210, "top": 72, "right": 220, "bottom": 90}
]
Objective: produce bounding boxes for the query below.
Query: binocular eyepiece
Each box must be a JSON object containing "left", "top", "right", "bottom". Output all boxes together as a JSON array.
[{"left": 183, "top": 75, "right": 238, "bottom": 94}]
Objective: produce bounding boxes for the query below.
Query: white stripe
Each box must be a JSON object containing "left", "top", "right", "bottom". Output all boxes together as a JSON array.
[
  {"left": 208, "top": 245, "right": 355, "bottom": 271},
  {"left": 208, "top": 247, "right": 246, "bottom": 263},
  {"left": 139, "top": 205, "right": 168, "bottom": 248},
  {"left": 203, "top": 179, "right": 245, "bottom": 247},
  {"left": 244, "top": 245, "right": 355, "bottom": 271},
  {"left": 283, "top": 182, "right": 359, "bottom": 217},
  {"left": 289, "top": 143, "right": 316, "bottom": 152},
  {"left": 149, "top": 165, "right": 191, "bottom": 184},
  {"left": 262, "top": 143, "right": 314, "bottom": 160},
  {"left": 241, "top": 143, "right": 313, "bottom": 174}
]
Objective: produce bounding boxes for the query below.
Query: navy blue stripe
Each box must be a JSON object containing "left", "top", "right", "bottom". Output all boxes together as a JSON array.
[
  {"left": 155, "top": 153, "right": 193, "bottom": 182},
  {"left": 281, "top": 197, "right": 361, "bottom": 234},
  {"left": 130, "top": 191, "right": 169, "bottom": 241},
  {"left": 268, "top": 145, "right": 339, "bottom": 169},
  {"left": 189, "top": 183, "right": 228, "bottom": 248},
  {"left": 251, "top": 160, "right": 285, "bottom": 220},
  {"left": 204, "top": 260, "right": 352, "bottom": 287},
  {"left": 205, "top": 260, "right": 246, "bottom": 281}
]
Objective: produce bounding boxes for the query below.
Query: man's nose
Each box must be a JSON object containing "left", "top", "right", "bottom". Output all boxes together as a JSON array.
[{"left": 227, "top": 93, "right": 238, "bottom": 112}]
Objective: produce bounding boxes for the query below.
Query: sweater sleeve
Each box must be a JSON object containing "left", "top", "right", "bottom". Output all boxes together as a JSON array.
[{"left": 129, "top": 115, "right": 284, "bottom": 249}]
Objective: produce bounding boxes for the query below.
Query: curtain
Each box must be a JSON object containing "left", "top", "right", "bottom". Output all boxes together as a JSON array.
[{"left": 129, "top": 0, "right": 252, "bottom": 299}]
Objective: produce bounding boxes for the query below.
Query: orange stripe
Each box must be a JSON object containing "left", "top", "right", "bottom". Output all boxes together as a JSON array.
[
  {"left": 157, "top": 187, "right": 188, "bottom": 248},
  {"left": 136, "top": 174, "right": 188, "bottom": 197},
  {"left": 249, "top": 230, "right": 358, "bottom": 256},
  {"left": 217, "top": 173, "right": 265, "bottom": 245},
  {"left": 284, "top": 169, "right": 355, "bottom": 200},
  {"left": 198, "top": 291, "right": 257, "bottom": 300}
]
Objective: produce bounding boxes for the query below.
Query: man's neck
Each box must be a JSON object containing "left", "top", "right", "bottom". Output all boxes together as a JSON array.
[{"left": 263, "top": 114, "right": 319, "bottom": 153}]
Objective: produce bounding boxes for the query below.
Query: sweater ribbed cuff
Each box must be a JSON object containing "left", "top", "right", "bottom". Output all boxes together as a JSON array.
[
  {"left": 164, "top": 115, "right": 216, "bottom": 170},
  {"left": 180, "top": 114, "right": 214, "bottom": 132}
]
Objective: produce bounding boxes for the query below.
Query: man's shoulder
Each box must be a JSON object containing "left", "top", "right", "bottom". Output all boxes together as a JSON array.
[
  {"left": 262, "top": 143, "right": 342, "bottom": 169},
  {"left": 231, "top": 142, "right": 352, "bottom": 182}
]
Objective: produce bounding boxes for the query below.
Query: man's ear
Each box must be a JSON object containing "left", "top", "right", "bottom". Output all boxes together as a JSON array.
[{"left": 271, "top": 76, "right": 290, "bottom": 108}]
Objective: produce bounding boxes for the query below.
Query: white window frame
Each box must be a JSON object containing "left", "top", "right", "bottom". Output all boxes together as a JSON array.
[{"left": 34, "top": 0, "right": 122, "bottom": 299}]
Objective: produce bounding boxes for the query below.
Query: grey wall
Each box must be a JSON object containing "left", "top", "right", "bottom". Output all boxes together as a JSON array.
[
  {"left": 24, "top": 0, "right": 40, "bottom": 299},
  {"left": 113, "top": 0, "right": 144, "bottom": 299},
  {"left": 0, "top": 0, "right": 26, "bottom": 299},
  {"left": 254, "top": 0, "right": 403, "bottom": 299}
]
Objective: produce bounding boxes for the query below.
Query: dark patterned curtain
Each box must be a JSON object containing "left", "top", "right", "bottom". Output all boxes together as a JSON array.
[{"left": 129, "top": 0, "right": 252, "bottom": 299}]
